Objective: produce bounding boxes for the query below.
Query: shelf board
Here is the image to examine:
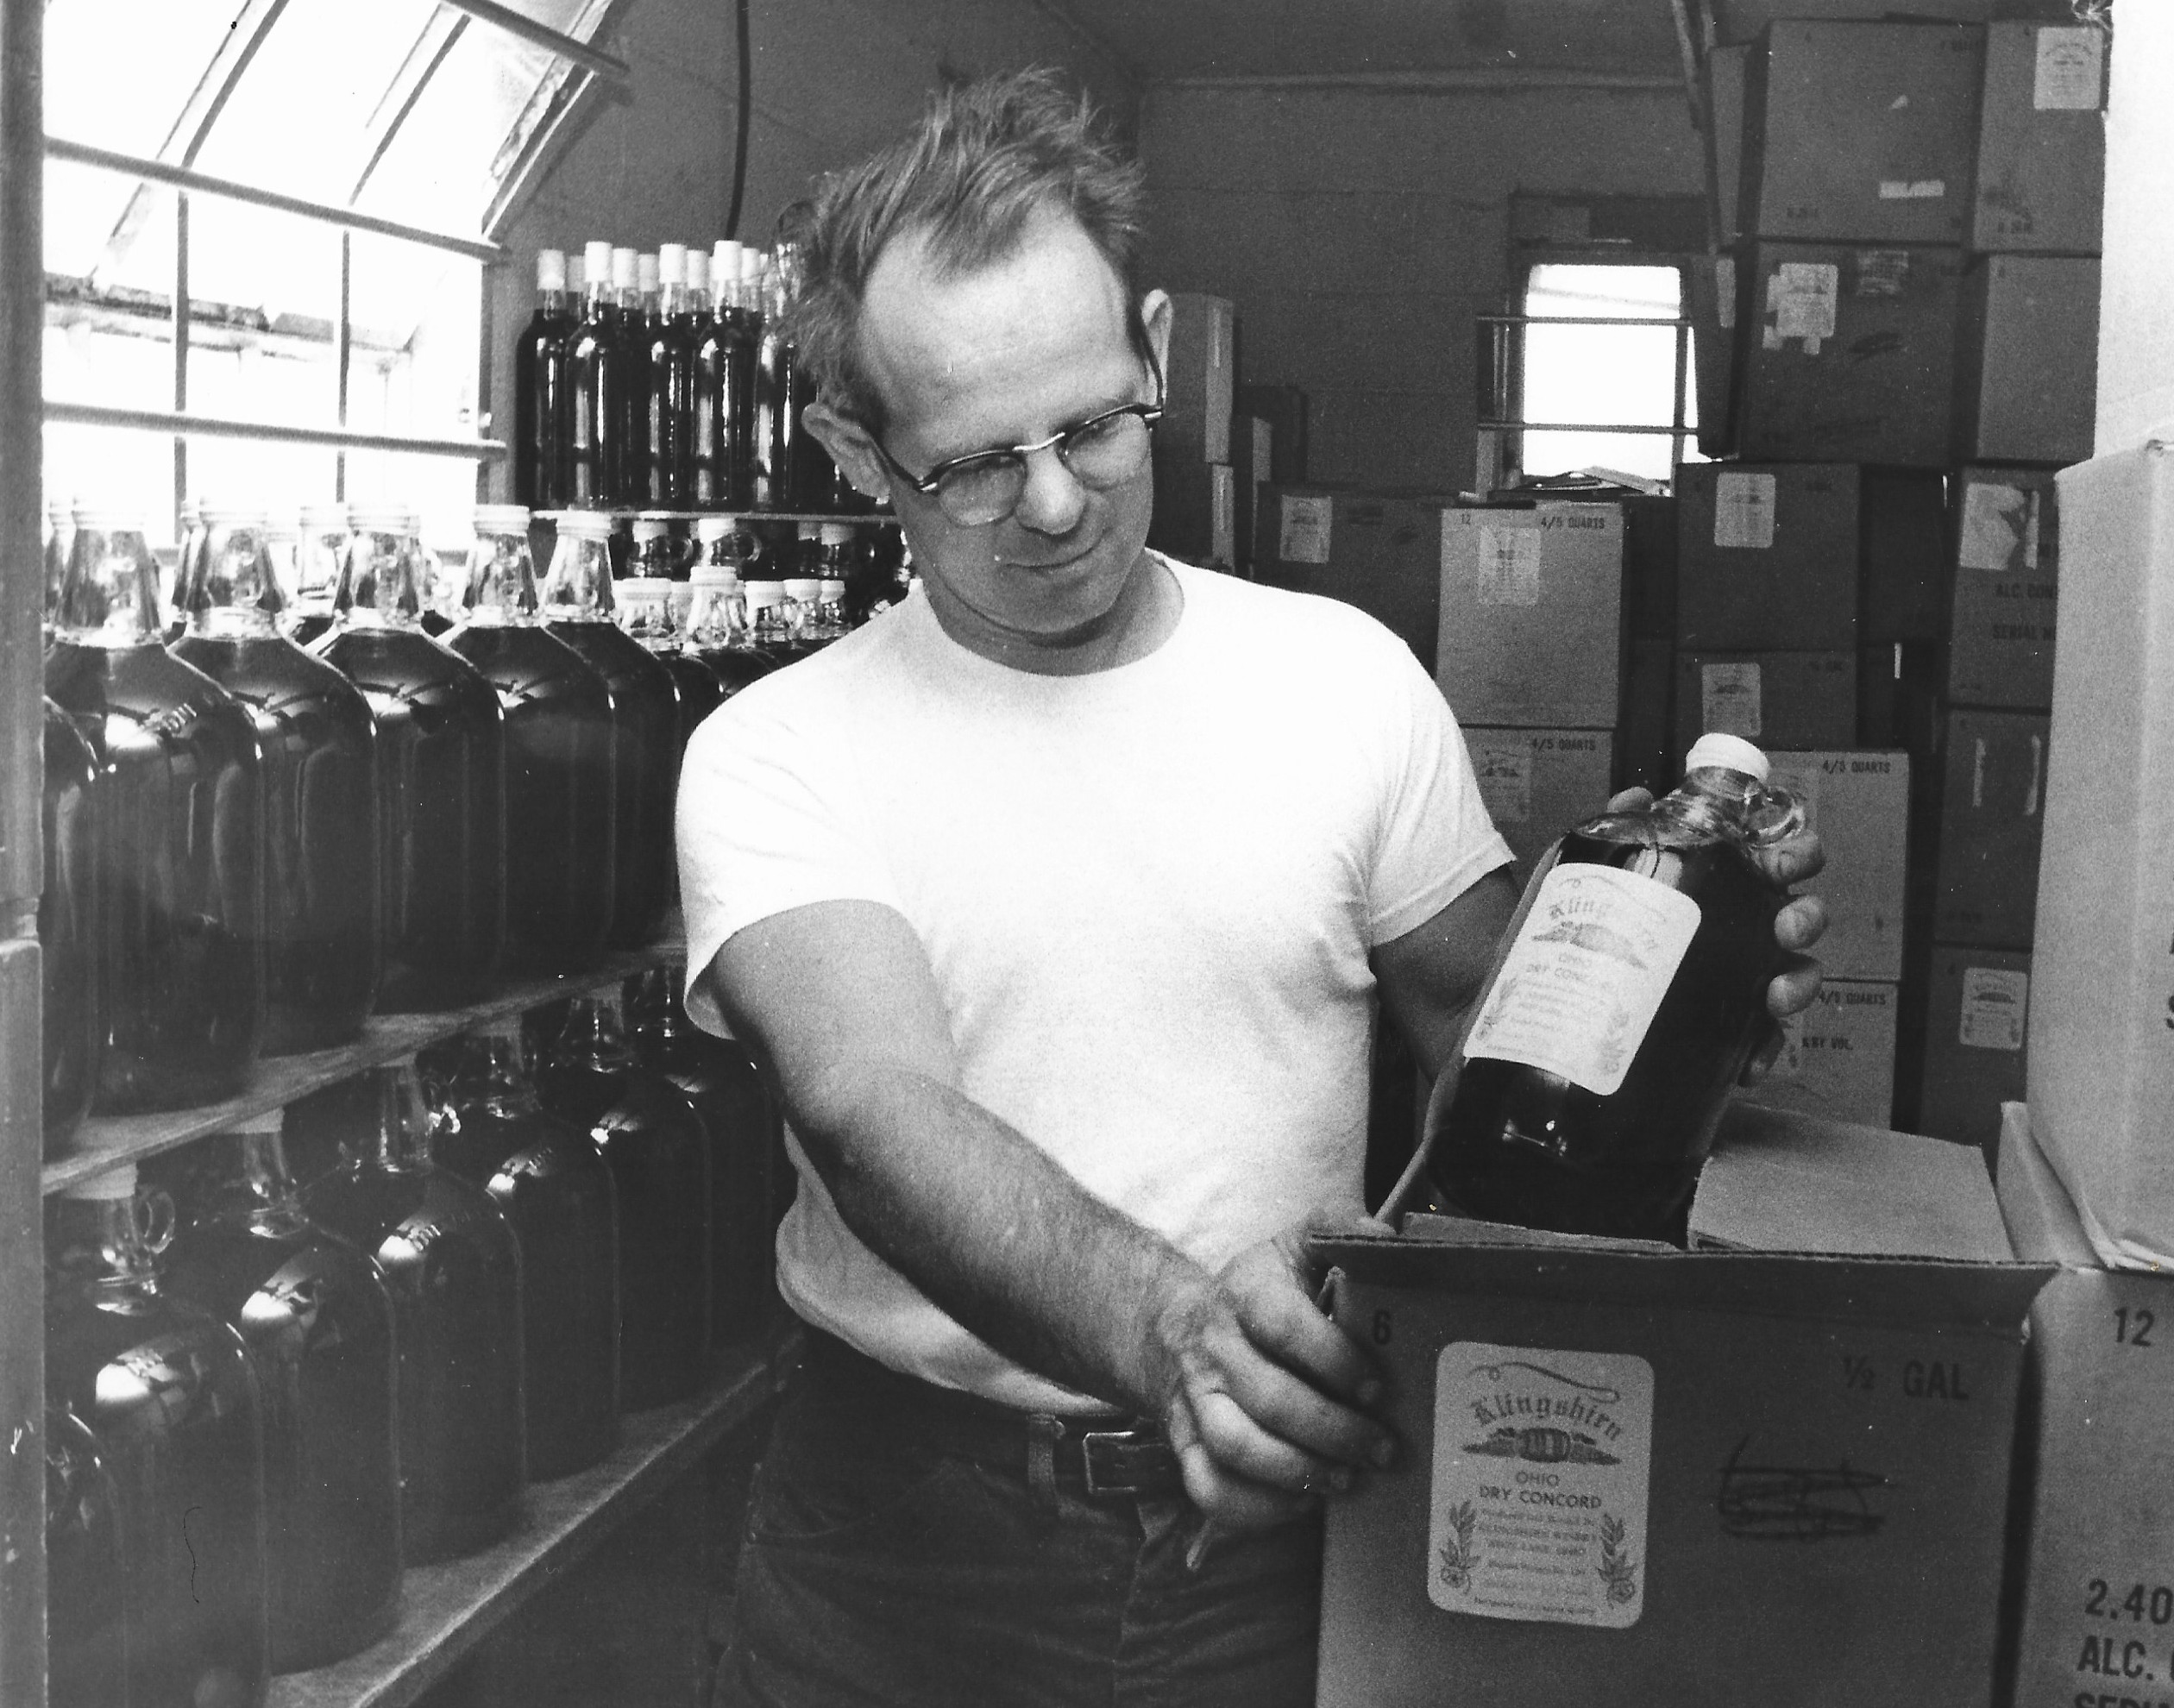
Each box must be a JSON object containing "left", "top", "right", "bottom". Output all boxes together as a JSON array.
[
  {"left": 269, "top": 1338, "right": 790, "bottom": 1708},
  {"left": 534, "top": 509, "right": 895, "bottom": 525},
  {"left": 42, "top": 936, "right": 685, "bottom": 1197}
]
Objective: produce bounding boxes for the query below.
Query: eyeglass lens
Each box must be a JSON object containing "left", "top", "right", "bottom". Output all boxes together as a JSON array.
[{"left": 937, "top": 410, "right": 1153, "bottom": 524}]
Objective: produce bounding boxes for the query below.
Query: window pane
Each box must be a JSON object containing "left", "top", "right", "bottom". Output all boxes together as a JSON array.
[
  {"left": 1522, "top": 321, "right": 1680, "bottom": 430},
  {"left": 1526, "top": 263, "right": 1681, "bottom": 320},
  {"left": 44, "top": 0, "right": 246, "bottom": 159}
]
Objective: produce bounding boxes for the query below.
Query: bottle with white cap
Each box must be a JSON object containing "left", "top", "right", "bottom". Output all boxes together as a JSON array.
[
  {"left": 620, "top": 518, "right": 727, "bottom": 747},
  {"left": 46, "top": 504, "right": 267, "bottom": 1112},
  {"left": 1426, "top": 733, "right": 1807, "bottom": 1242},
  {"left": 516, "top": 247, "right": 575, "bottom": 509},
  {"left": 686, "top": 518, "right": 777, "bottom": 695},
  {"left": 173, "top": 504, "right": 386, "bottom": 1055},
  {"left": 643, "top": 243, "right": 696, "bottom": 505},
  {"left": 46, "top": 1161, "right": 271, "bottom": 1707},
  {"left": 567, "top": 238, "right": 625, "bottom": 505},
  {"left": 314, "top": 506, "right": 508, "bottom": 1012},
  {"left": 304, "top": 1055, "right": 527, "bottom": 1561},
  {"left": 160, "top": 1106, "right": 402, "bottom": 1670},
  {"left": 613, "top": 246, "right": 651, "bottom": 492},
  {"left": 286, "top": 501, "right": 349, "bottom": 645},
  {"left": 696, "top": 239, "right": 758, "bottom": 509},
  {"left": 445, "top": 503, "right": 619, "bottom": 972}
]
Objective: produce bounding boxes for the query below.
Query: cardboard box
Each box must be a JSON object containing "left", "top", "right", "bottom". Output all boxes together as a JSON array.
[
  {"left": 1231, "top": 415, "right": 1269, "bottom": 573},
  {"left": 1738, "top": 980, "right": 1898, "bottom": 1127},
  {"left": 2030, "top": 446, "right": 2174, "bottom": 1270},
  {"left": 1859, "top": 469, "right": 1951, "bottom": 646},
  {"left": 1437, "top": 504, "right": 1624, "bottom": 730},
  {"left": 1995, "top": 1102, "right": 2174, "bottom": 1708},
  {"left": 1618, "top": 638, "right": 1674, "bottom": 798},
  {"left": 1254, "top": 486, "right": 1442, "bottom": 669},
  {"left": 1957, "top": 254, "right": 2100, "bottom": 466},
  {"left": 1164, "top": 293, "right": 1234, "bottom": 464},
  {"left": 1312, "top": 1119, "right": 2044, "bottom": 1708},
  {"left": 1620, "top": 493, "right": 1676, "bottom": 644},
  {"left": 1706, "top": 43, "right": 1751, "bottom": 245},
  {"left": 1744, "top": 21, "right": 1983, "bottom": 246},
  {"left": 1931, "top": 706, "right": 2046, "bottom": 948},
  {"left": 1914, "top": 945, "right": 2031, "bottom": 1153},
  {"left": 1674, "top": 650, "right": 1856, "bottom": 758},
  {"left": 1464, "top": 729, "right": 1615, "bottom": 882},
  {"left": 1148, "top": 449, "right": 1232, "bottom": 568},
  {"left": 1687, "top": 253, "right": 1739, "bottom": 460},
  {"left": 1947, "top": 468, "right": 2058, "bottom": 709},
  {"left": 1765, "top": 750, "right": 1910, "bottom": 980},
  {"left": 1237, "top": 384, "right": 1306, "bottom": 485},
  {"left": 1735, "top": 242, "right": 1964, "bottom": 468},
  {"left": 1970, "top": 20, "right": 2108, "bottom": 255},
  {"left": 1674, "top": 462, "right": 1858, "bottom": 651}
]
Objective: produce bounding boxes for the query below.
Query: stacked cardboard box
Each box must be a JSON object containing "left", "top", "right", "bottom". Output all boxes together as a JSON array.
[{"left": 1147, "top": 292, "right": 1237, "bottom": 571}]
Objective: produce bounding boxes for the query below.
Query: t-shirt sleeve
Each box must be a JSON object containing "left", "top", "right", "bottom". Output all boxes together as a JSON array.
[
  {"left": 676, "top": 687, "right": 902, "bottom": 1033},
  {"left": 1362, "top": 631, "right": 1515, "bottom": 945}
]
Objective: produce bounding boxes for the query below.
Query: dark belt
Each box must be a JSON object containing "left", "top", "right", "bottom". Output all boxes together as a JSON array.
[{"left": 799, "top": 1326, "right": 1186, "bottom": 1501}]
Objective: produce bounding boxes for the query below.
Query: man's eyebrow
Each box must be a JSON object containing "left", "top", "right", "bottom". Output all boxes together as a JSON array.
[{"left": 925, "top": 389, "right": 1148, "bottom": 468}]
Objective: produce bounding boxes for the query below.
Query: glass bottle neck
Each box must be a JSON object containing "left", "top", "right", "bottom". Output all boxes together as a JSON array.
[
  {"left": 555, "top": 995, "right": 638, "bottom": 1075},
  {"left": 538, "top": 535, "right": 616, "bottom": 622},
  {"left": 335, "top": 527, "right": 429, "bottom": 630},
  {"left": 51, "top": 1195, "right": 163, "bottom": 1308},
  {"left": 53, "top": 526, "right": 167, "bottom": 646},
  {"left": 182, "top": 524, "right": 286, "bottom": 638},
  {"left": 468, "top": 1025, "right": 546, "bottom": 1120},
  {"left": 537, "top": 286, "right": 567, "bottom": 317},
  {"left": 464, "top": 531, "right": 544, "bottom": 626},
  {"left": 366, "top": 1066, "right": 437, "bottom": 1172}
]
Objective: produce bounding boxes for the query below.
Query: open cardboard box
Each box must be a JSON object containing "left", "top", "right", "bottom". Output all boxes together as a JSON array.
[{"left": 1311, "top": 1103, "right": 2051, "bottom": 1707}]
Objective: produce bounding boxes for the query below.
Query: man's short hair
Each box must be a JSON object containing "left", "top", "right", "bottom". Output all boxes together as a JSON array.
[{"left": 790, "top": 68, "right": 1147, "bottom": 431}]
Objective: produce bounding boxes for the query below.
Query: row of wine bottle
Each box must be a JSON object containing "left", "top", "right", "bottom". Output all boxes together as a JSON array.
[
  {"left": 40, "top": 499, "right": 908, "bottom": 1152},
  {"left": 47, "top": 969, "right": 785, "bottom": 1708},
  {"left": 515, "top": 237, "right": 861, "bottom": 515}
]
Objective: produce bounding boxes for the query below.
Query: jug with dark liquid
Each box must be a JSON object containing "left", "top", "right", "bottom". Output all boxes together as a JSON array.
[
  {"left": 1429, "top": 734, "right": 1803, "bottom": 1243},
  {"left": 160, "top": 1109, "right": 402, "bottom": 1672},
  {"left": 41, "top": 697, "right": 101, "bottom": 1156},
  {"left": 434, "top": 1015, "right": 622, "bottom": 1479},
  {"left": 313, "top": 506, "right": 507, "bottom": 1010},
  {"left": 174, "top": 505, "right": 384, "bottom": 1053},
  {"left": 539, "top": 993, "right": 714, "bottom": 1410},
  {"left": 45, "top": 1404, "right": 126, "bottom": 1708},
  {"left": 47, "top": 1165, "right": 271, "bottom": 1708},
  {"left": 537, "top": 510, "right": 680, "bottom": 948},
  {"left": 446, "top": 505, "right": 618, "bottom": 972},
  {"left": 305, "top": 1058, "right": 527, "bottom": 1562},
  {"left": 46, "top": 505, "right": 266, "bottom": 1115},
  {"left": 616, "top": 566, "right": 726, "bottom": 761},
  {"left": 282, "top": 504, "right": 349, "bottom": 649}
]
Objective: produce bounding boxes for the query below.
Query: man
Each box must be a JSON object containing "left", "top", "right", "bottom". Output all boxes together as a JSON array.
[{"left": 681, "top": 69, "right": 1825, "bottom": 1707}]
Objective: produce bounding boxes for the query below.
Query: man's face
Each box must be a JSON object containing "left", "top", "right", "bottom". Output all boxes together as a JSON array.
[{"left": 823, "top": 207, "right": 1171, "bottom": 662}]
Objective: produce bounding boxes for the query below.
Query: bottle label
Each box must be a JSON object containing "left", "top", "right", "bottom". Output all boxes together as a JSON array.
[
  {"left": 1466, "top": 864, "right": 1701, "bottom": 1096},
  {"left": 1429, "top": 1341, "right": 1653, "bottom": 1629},
  {"left": 1959, "top": 968, "right": 2028, "bottom": 1051},
  {"left": 1278, "top": 494, "right": 1334, "bottom": 565},
  {"left": 1471, "top": 737, "right": 1535, "bottom": 826}
]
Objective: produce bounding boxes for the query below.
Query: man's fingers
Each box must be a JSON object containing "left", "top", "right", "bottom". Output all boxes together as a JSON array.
[
  {"left": 1765, "top": 951, "right": 1823, "bottom": 1022},
  {"left": 1604, "top": 787, "right": 1655, "bottom": 814},
  {"left": 1168, "top": 1397, "right": 1317, "bottom": 1531},
  {"left": 1756, "top": 826, "right": 1825, "bottom": 888},
  {"left": 1773, "top": 893, "right": 1826, "bottom": 953}
]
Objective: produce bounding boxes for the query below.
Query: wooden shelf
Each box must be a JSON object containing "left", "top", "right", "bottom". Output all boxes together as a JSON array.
[
  {"left": 534, "top": 509, "right": 895, "bottom": 525},
  {"left": 42, "top": 937, "right": 686, "bottom": 1197},
  {"left": 269, "top": 1336, "right": 793, "bottom": 1708}
]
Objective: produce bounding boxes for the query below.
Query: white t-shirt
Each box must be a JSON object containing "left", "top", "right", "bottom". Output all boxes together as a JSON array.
[{"left": 678, "top": 556, "right": 1511, "bottom": 1411}]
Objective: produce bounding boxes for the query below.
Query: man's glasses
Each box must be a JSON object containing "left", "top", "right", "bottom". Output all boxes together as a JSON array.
[{"left": 870, "top": 384, "right": 1165, "bottom": 529}]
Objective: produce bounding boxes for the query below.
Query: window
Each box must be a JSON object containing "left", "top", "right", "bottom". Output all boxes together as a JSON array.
[
  {"left": 41, "top": 0, "right": 616, "bottom": 549},
  {"left": 1516, "top": 262, "right": 1702, "bottom": 485}
]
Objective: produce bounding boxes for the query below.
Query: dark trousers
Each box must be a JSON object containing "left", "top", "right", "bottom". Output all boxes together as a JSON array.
[{"left": 713, "top": 1329, "right": 1324, "bottom": 1707}]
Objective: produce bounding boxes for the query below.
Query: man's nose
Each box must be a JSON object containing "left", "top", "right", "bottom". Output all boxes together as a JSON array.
[{"left": 1011, "top": 441, "right": 1089, "bottom": 536}]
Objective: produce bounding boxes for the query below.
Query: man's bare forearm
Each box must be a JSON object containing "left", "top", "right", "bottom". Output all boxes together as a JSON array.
[{"left": 793, "top": 1058, "right": 1211, "bottom": 1411}]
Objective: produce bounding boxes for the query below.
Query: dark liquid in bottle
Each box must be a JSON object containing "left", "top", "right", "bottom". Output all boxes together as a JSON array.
[
  {"left": 691, "top": 629, "right": 781, "bottom": 697},
  {"left": 41, "top": 700, "right": 102, "bottom": 1156},
  {"left": 645, "top": 310, "right": 695, "bottom": 506},
  {"left": 313, "top": 627, "right": 507, "bottom": 1011},
  {"left": 515, "top": 302, "right": 572, "bottom": 511},
  {"left": 46, "top": 1406, "right": 127, "bottom": 1708},
  {"left": 751, "top": 326, "right": 801, "bottom": 512},
  {"left": 161, "top": 1210, "right": 402, "bottom": 1671},
  {"left": 1430, "top": 830, "right": 1782, "bottom": 1243},
  {"left": 437, "top": 1090, "right": 622, "bottom": 1478},
  {"left": 659, "top": 649, "right": 726, "bottom": 755},
  {"left": 568, "top": 299, "right": 624, "bottom": 507},
  {"left": 544, "top": 619, "right": 678, "bottom": 948},
  {"left": 45, "top": 643, "right": 265, "bottom": 1114},
  {"left": 173, "top": 632, "right": 384, "bottom": 1054},
  {"left": 305, "top": 1156, "right": 526, "bottom": 1562},
  {"left": 693, "top": 310, "right": 754, "bottom": 510},
  {"left": 46, "top": 1278, "right": 270, "bottom": 1707},
  {"left": 538, "top": 1056, "right": 713, "bottom": 1410},
  {"left": 444, "top": 625, "right": 618, "bottom": 971}
]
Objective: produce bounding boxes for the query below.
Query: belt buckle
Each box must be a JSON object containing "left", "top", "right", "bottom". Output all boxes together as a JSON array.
[{"left": 1081, "top": 1427, "right": 1155, "bottom": 1498}]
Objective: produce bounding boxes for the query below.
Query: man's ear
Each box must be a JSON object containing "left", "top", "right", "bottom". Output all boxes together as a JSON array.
[
  {"left": 804, "top": 401, "right": 892, "bottom": 505},
  {"left": 1138, "top": 288, "right": 1174, "bottom": 387}
]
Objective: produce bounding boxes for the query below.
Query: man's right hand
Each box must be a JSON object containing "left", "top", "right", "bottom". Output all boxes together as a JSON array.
[{"left": 1144, "top": 1207, "right": 1398, "bottom": 1530}]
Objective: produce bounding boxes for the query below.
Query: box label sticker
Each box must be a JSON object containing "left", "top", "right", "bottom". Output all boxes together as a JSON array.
[
  {"left": 1477, "top": 526, "right": 1543, "bottom": 606},
  {"left": 1772, "top": 263, "right": 1838, "bottom": 342},
  {"left": 1959, "top": 968, "right": 2029, "bottom": 1051},
  {"left": 2034, "top": 26, "right": 2105, "bottom": 110},
  {"left": 1853, "top": 250, "right": 1913, "bottom": 298},
  {"left": 1959, "top": 480, "right": 2039, "bottom": 573},
  {"left": 1430, "top": 1343, "right": 1653, "bottom": 1629},
  {"left": 1714, "top": 472, "right": 1777, "bottom": 549},
  {"left": 1472, "top": 738, "right": 1535, "bottom": 826},
  {"left": 1464, "top": 864, "right": 1700, "bottom": 1096},
  {"left": 1278, "top": 494, "right": 1333, "bottom": 565},
  {"left": 1701, "top": 662, "right": 1763, "bottom": 739},
  {"left": 1876, "top": 179, "right": 1947, "bottom": 201}
]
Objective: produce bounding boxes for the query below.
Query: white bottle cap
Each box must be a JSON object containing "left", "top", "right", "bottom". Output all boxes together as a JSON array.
[
  {"left": 657, "top": 243, "right": 688, "bottom": 285},
  {"left": 637, "top": 252, "right": 660, "bottom": 292},
  {"left": 782, "top": 576, "right": 820, "bottom": 600},
  {"left": 63, "top": 1163, "right": 137, "bottom": 1202},
  {"left": 745, "top": 580, "right": 783, "bottom": 607},
  {"left": 611, "top": 246, "right": 638, "bottom": 289},
  {"left": 738, "top": 248, "right": 766, "bottom": 283},
  {"left": 299, "top": 502, "right": 350, "bottom": 532},
  {"left": 686, "top": 249, "right": 711, "bottom": 292},
  {"left": 819, "top": 523, "right": 853, "bottom": 546},
  {"left": 819, "top": 578, "right": 846, "bottom": 599},
  {"left": 694, "top": 515, "right": 738, "bottom": 543},
  {"left": 584, "top": 240, "right": 614, "bottom": 280},
  {"left": 631, "top": 516, "right": 671, "bottom": 542},
  {"left": 72, "top": 502, "right": 145, "bottom": 531},
  {"left": 557, "top": 510, "right": 616, "bottom": 540},
  {"left": 568, "top": 254, "right": 586, "bottom": 294},
  {"left": 690, "top": 564, "right": 740, "bottom": 587},
  {"left": 349, "top": 505, "right": 419, "bottom": 535},
  {"left": 1686, "top": 732, "right": 1769, "bottom": 782},
  {"left": 537, "top": 248, "right": 568, "bottom": 292},
  {"left": 263, "top": 512, "right": 300, "bottom": 542},
  {"left": 474, "top": 503, "right": 532, "bottom": 534},
  {"left": 200, "top": 504, "right": 268, "bottom": 529},
  {"left": 795, "top": 521, "right": 820, "bottom": 539}
]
